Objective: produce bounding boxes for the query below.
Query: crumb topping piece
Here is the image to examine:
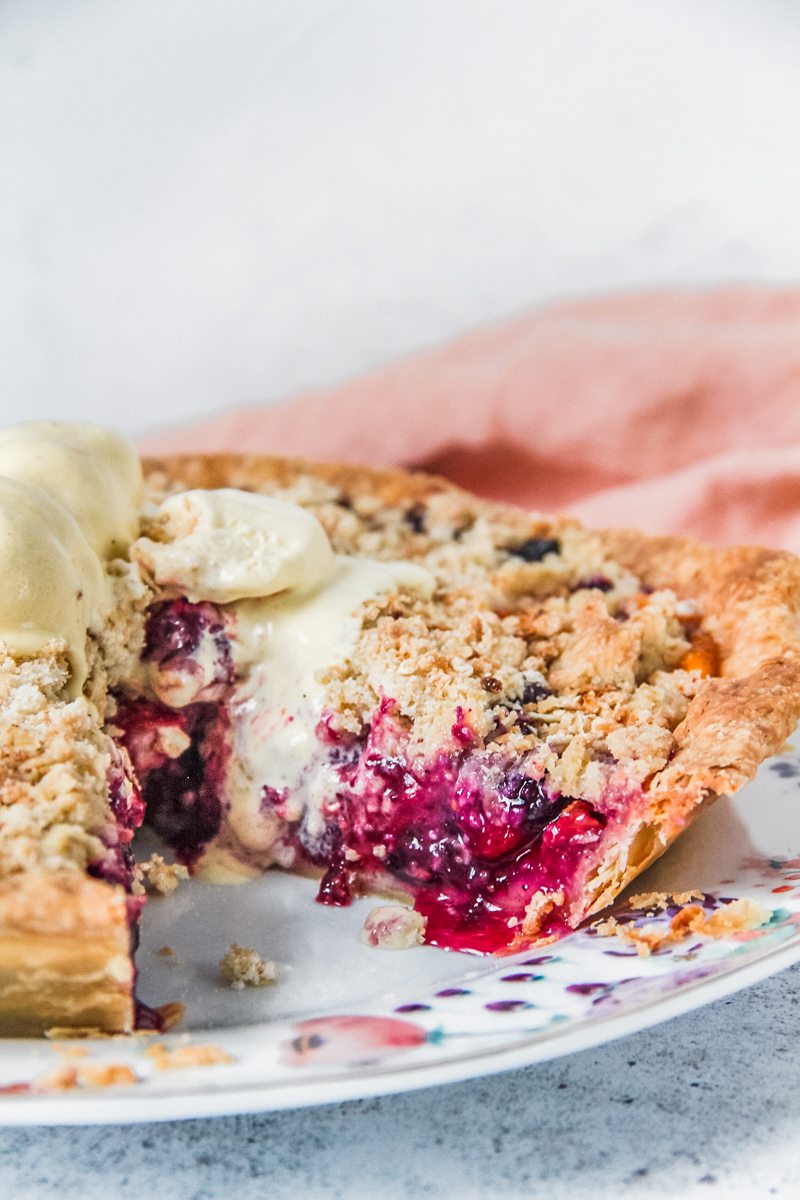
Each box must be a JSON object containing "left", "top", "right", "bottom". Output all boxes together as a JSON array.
[
  {"left": 0, "top": 650, "right": 111, "bottom": 877},
  {"left": 145, "top": 1042, "right": 235, "bottom": 1070},
  {"left": 35, "top": 1061, "right": 139, "bottom": 1091},
  {"left": 595, "top": 896, "right": 767, "bottom": 957},
  {"left": 362, "top": 904, "right": 427, "bottom": 950},
  {"left": 219, "top": 943, "right": 278, "bottom": 989},
  {"left": 137, "top": 853, "right": 189, "bottom": 896},
  {"left": 626, "top": 889, "right": 704, "bottom": 912}
]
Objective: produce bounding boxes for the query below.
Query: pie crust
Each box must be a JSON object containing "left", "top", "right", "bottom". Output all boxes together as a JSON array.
[{"left": 0, "top": 452, "right": 797, "bottom": 1034}]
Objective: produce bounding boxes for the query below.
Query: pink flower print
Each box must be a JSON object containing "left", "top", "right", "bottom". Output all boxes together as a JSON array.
[{"left": 281, "top": 1015, "right": 428, "bottom": 1068}]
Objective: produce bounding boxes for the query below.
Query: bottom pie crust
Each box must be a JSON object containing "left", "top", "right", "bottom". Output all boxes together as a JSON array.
[{"left": 0, "top": 874, "right": 133, "bottom": 1036}]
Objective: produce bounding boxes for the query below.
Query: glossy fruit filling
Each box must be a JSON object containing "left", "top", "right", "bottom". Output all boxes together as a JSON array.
[
  {"left": 113, "top": 597, "right": 634, "bottom": 955},
  {"left": 88, "top": 742, "right": 147, "bottom": 931},
  {"left": 287, "top": 702, "right": 613, "bottom": 953}
]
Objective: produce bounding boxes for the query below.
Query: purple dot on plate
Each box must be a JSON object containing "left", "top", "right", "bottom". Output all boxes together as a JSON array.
[
  {"left": 485, "top": 1000, "right": 532, "bottom": 1013},
  {"left": 436, "top": 988, "right": 471, "bottom": 998},
  {"left": 501, "top": 973, "right": 544, "bottom": 983},
  {"left": 521, "top": 955, "right": 556, "bottom": 966},
  {"left": 566, "top": 982, "right": 608, "bottom": 996},
  {"left": 394, "top": 1003, "right": 431, "bottom": 1013}
]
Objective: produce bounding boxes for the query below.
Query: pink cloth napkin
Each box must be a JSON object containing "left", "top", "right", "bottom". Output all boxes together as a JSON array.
[{"left": 142, "top": 286, "right": 800, "bottom": 552}]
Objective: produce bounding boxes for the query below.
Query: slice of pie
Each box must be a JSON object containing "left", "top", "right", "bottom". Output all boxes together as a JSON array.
[{"left": 0, "top": 423, "right": 798, "bottom": 1034}]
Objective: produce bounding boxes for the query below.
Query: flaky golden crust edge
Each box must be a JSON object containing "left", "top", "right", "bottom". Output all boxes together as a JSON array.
[
  {"left": 0, "top": 874, "right": 134, "bottom": 1036},
  {"left": 144, "top": 454, "right": 800, "bottom": 932}
]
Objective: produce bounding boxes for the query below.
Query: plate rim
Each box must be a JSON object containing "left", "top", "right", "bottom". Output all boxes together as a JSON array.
[{"left": 1, "top": 925, "right": 797, "bottom": 1127}]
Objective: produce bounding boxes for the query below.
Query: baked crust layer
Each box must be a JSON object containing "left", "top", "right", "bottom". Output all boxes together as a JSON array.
[{"left": 0, "top": 873, "right": 133, "bottom": 1036}]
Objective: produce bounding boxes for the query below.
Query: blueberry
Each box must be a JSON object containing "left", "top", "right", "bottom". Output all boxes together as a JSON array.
[
  {"left": 142, "top": 714, "right": 223, "bottom": 853},
  {"left": 144, "top": 598, "right": 226, "bottom": 665},
  {"left": 522, "top": 681, "right": 551, "bottom": 704},
  {"left": 404, "top": 504, "right": 427, "bottom": 534},
  {"left": 498, "top": 773, "right": 570, "bottom": 837},
  {"left": 509, "top": 537, "right": 560, "bottom": 563},
  {"left": 574, "top": 575, "right": 613, "bottom": 592}
]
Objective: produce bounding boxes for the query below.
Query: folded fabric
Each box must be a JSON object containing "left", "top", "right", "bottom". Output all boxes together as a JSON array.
[{"left": 141, "top": 286, "right": 800, "bottom": 552}]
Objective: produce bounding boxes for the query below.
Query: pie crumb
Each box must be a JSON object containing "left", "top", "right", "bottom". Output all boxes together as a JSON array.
[
  {"left": 144, "top": 1042, "right": 236, "bottom": 1071},
  {"left": 157, "top": 945, "right": 175, "bottom": 957},
  {"left": 156, "top": 1001, "right": 187, "bottom": 1031},
  {"left": 219, "top": 943, "right": 277, "bottom": 989},
  {"left": 626, "top": 892, "right": 669, "bottom": 912},
  {"left": 35, "top": 1061, "right": 139, "bottom": 1091},
  {"left": 35, "top": 1064, "right": 79, "bottom": 1091},
  {"left": 139, "top": 854, "right": 189, "bottom": 896},
  {"left": 627, "top": 889, "right": 704, "bottom": 912},
  {"left": 671, "top": 890, "right": 705, "bottom": 906},
  {"left": 592, "top": 916, "right": 620, "bottom": 937},
  {"left": 51, "top": 1043, "right": 89, "bottom": 1059},
  {"left": 600, "top": 896, "right": 767, "bottom": 957},
  {"left": 691, "top": 897, "right": 766, "bottom": 937},
  {"left": 76, "top": 1062, "right": 139, "bottom": 1088},
  {"left": 361, "top": 904, "right": 426, "bottom": 949}
]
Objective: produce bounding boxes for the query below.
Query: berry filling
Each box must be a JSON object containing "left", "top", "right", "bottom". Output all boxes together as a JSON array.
[
  {"left": 89, "top": 742, "right": 147, "bottom": 930},
  {"left": 285, "top": 703, "right": 613, "bottom": 953},
  {"left": 110, "top": 597, "right": 643, "bottom": 955}
]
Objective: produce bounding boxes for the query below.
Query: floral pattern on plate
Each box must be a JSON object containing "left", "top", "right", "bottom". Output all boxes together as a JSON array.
[{"left": 0, "top": 750, "right": 798, "bottom": 1123}]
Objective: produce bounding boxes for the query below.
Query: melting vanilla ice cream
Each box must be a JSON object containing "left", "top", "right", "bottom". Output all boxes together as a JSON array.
[
  {"left": 224, "top": 554, "right": 435, "bottom": 867},
  {"left": 135, "top": 486, "right": 435, "bottom": 878},
  {"left": 132, "top": 488, "right": 335, "bottom": 604},
  {"left": 0, "top": 421, "right": 142, "bottom": 560},
  {"left": 0, "top": 421, "right": 142, "bottom": 693},
  {"left": 0, "top": 420, "right": 435, "bottom": 874}
]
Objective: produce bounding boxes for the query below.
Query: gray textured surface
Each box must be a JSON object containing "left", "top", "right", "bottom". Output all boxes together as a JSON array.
[{"left": 1, "top": 962, "right": 797, "bottom": 1200}]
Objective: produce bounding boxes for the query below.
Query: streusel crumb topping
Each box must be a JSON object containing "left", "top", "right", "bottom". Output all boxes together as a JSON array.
[
  {"left": 255, "top": 475, "right": 703, "bottom": 800},
  {"left": 0, "top": 648, "right": 110, "bottom": 876},
  {"left": 219, "top": 944, "right": 277, "bottom": 989},
  {"left": 0, "top": 465, "right": 711, "bottom": 882}
]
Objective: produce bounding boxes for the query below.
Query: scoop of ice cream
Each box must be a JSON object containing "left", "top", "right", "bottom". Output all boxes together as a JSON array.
[
  {"left": 0, "top": 477, "right": 109, "bottom": 693},
  {"left": 132, "top": 488, "right": 336, "bottom": 604},
  {"left": 0, "top": 421, "right": 142, "bottom": 560}
]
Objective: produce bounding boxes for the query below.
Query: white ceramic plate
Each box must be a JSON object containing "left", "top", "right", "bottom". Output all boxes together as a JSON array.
[{"left": 1, "top": 749, "right": 799, "bottom": 1125}]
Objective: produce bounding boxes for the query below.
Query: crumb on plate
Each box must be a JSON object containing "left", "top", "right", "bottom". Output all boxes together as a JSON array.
[
  {"left": 144, "top": 1042, "right": 235, "bottom": 1071},
  {"left": 627, "top": 889, "right": 704, "bottom": 912},
  {"left": 219, "top": 943, "right": 278, "bottom": 989},
  {"left": 595, "top": 896, "right": 767, "bottom": 957},
  {"left": 51, "top": 1043, "right": 89, "bottom": 1059},
  {"left": 138, "top": 854, "right": 189, "bottom": 896},
  {"left": 75, "top": 1062, "right": 139, "bottom": 1088},
  {"left": 361, "top": 904, "right": 427, "bottom": 949},
  {"left": 35, "top": 1061, "right": 139, "bottom": 1091},
  {"left": 156, "top": 1001, "right": 186, "bottom": 1031}
]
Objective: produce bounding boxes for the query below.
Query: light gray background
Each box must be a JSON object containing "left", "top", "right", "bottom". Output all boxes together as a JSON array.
[
  {"left": 2, "top": 0, "right": 800, "bottom": 437},
  {"left": 1, "top": 2, "right": 798, "bottom": 1195}
]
